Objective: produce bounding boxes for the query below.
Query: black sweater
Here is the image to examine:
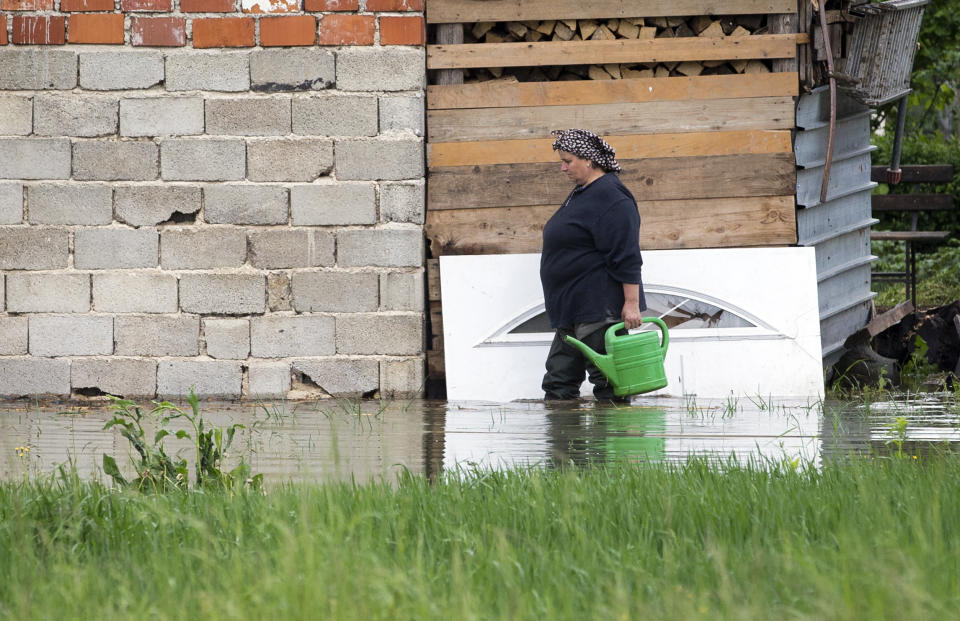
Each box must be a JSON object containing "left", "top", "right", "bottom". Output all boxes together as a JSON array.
[{"left": 539, "top": 173, "right": 645, "bottom": 329}]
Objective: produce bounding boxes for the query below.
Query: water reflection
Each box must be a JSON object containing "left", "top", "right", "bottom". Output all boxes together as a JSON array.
[{"left": 2, "top": 394, "right": 959, "bottom": 484}]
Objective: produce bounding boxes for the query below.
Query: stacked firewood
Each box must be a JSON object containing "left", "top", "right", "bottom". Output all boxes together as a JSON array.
[{"left": 458, "top": 15, "right": 774, "bottom": 83}]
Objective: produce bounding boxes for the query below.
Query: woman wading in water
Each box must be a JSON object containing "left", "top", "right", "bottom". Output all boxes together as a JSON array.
[{"left": 539, "top": 129, "right": 647, "bottom": 401}]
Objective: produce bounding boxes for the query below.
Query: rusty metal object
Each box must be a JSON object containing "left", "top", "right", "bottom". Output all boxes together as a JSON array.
[
  {"left": 816, "top": 0, "right": 837, "bottom": 204},
  {"left": 842, "top": 0, "right": 929, "bottom": 106}
]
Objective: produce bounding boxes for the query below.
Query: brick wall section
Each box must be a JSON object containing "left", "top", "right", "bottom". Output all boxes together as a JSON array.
[{"left": 0, "top": 1, "right": 426, "bottom": 400}]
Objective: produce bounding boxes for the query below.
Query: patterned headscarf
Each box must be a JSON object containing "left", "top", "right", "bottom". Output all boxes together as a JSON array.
[{"left": 551, "top": 128, "right": 622, "bottom": 173}]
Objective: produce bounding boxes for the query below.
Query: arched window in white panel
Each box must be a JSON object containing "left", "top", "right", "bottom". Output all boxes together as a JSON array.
[{"left": 486, "top": 286, "right": 781, "bottom": 346}]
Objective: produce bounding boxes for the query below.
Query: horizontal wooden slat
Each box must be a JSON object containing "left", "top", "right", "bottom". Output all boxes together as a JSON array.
[
  {"left": 427, "top": 34, "right": 804, "bottom": 70},
  {"left": 427, "top": 0, "right": 797, "bottom": 24},
  {"left": 871, "top": 231, "right": 950, "bottom": 242},
  {"left": 870, "top": 165, "right": 955, "bottom": 184},
  {"left": 428, "top": 130, "right": 792, "bottom": 167},
  {"left": 425, "top": 196, "right": 797, "bottom": 255},
  {"left": 871, "top": 194, "right": 954, "bottom": 212},
  {"left": 428, "top": 73, "right": 800, "bottom": 110},
  {"left": 428, "top": 96, "right": 794, "bottom": 142},
  {"left": 427, "top": 153, "right": 796, "bottom": 209}
]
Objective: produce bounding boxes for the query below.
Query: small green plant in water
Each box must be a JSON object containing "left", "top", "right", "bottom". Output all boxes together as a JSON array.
[
  {"left": 885, "top": 415, "right": 910, "bottom": 458},
  {"left": 103, "top": 388, "right": 262, "bottom": 492}
]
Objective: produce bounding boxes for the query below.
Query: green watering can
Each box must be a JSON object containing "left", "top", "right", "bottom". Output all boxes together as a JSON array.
[{"left": 565, "top": 318, "right": 669, "bottom": 397}]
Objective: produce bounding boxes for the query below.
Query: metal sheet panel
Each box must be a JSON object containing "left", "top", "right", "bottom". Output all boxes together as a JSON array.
[
  {"left": 820, "top": 302, "right": 873, "bottom": 363},
  {"left": 811, "top": 225, "right": 872, "bottom": 278},
  {"left": 795, "top": 111, "right": 872, "bottom": 168},
  {"left": 796, "top": 190, "right": 875, "bottom": 244},
  {"left": 795, "top": 88, "right": 878, "bottom": 364},
  {"left": 795, "top": 85, "right": 871, "bottom": 130},
  {"left": 797, "top": 151, "right": 876, "bottom": 208}
]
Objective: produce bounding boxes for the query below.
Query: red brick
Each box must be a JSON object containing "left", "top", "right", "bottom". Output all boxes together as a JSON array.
[
  {"left": 131, "top": 16, "right": 185, "bottom": 46},
  {"left": 60, "top": 0, "right": 115, "bottom": 11},
  {"left": 303, "top": 0, "right": 356, "bottom": 10},
  {"left": 12, "top": 15, "right": 66, "bottom": 44},
  {"left": 241, "top": 0, "right": 298, "bottom": 14},
  {"left": 180, "top": 0, "right": 234, "bottom": 11},
  {"left": 192, "top": 17, "right": 254, "bottom": 47},
  {"left": 2, "top": 0, "right": 54, "bottom": 10},
  {"left": 379, "top": 15, "right": 422, "bottom": 45},
  {"left": 317, "top": 14, "right": 373, "bottom": 45},
  {"left": 0, "top": 16, "right": 6, "bottom": 45},
  {"left": 366, "top": 0, "right": 422, "bottom": 11},
  {"left": 121, "top": 0, "right": 172, "bottom": 11},
  {"left": 68, "top": 13, "right": 124, "bottom": 43},
  {"left": 260, "top": 15, "right": 315, "bottom": 46}
]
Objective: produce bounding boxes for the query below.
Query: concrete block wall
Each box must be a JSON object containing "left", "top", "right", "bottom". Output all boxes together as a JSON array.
[{"left": 0, "top": 0, "right": 426, "bottom": 400}]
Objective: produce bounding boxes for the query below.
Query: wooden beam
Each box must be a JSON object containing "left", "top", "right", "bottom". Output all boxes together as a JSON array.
[
  {"left": 427, "top": 34, "right": 805, "bottom": 70},
  {"left": 428, "top": 130, "right": 793, "bottom": 168},
  {"left": 427, "top": 153, "right": 797, "bottom": 210},
  {"left": 428, "top": 96, "right": 795, "bottom": 142},
  {"left": 428, "top": 72, "right": 799, "bottom": 110},
  {"left": 425, "top": 196, "right": 797, "bottom": 255},
  {"left": 768, "top": 13, "right": 799, "bottom": 74},
  {"left": 435, "top": 24, "right": 464, "bottom": 85},
  {"left": 870, "top": 165, "right": 955, "bottom": 184},
  {"left": 871, "top": 194, "right": 953, "bottom": 212},
  {"left": 426, "top": 0, "right": 797, "bottom": 24}
]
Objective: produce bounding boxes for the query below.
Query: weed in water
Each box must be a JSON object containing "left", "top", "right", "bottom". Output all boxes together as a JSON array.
[
  {"left": 102, "top": 388, "right": 261, "bottom": 492},
  {"left": 885, "top": 415, "right": 910, "bottom": 458},
  {"left": 722, "top": 394, "right": 739, "bottom": 418}
]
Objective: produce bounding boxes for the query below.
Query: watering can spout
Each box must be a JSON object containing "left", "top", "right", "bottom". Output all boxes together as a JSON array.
[{"left": 564, "top": 335, "right": 618, "bottom": 384}]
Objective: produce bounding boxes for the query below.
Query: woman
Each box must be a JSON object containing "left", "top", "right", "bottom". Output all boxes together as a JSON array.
[{"left": 540, "top": 128, "right": 646, "bottom": 401}]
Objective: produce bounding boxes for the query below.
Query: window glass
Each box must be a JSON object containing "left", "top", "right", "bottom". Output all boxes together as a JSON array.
[
  {"left": 507, "top": 292, "right": 754, "bottom": 334},
  {"left": 642, "top": 293, "right": 753, "bottom": 329}
]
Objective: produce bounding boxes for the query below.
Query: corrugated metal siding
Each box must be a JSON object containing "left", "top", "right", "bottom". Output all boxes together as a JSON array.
[{"left": 795, "top": 86, "right": 878, "bottom": 365}]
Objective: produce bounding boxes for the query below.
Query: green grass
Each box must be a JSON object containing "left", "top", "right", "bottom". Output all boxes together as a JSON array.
[
  {"left": 872, "top": 239, "right": 960, "bottom": 308},
  {"left": 2, "top": 457, "right": 960, "bottom": 620}
]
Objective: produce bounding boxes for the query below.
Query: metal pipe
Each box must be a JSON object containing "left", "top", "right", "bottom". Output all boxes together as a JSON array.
[
  {"left": 887, "top": 95, "right": 908, "bottom": 184},
  {"left": 818, "top": 0, "right": 838, "bottom": 205}
]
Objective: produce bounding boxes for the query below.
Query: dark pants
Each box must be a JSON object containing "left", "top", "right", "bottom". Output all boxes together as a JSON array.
[{"left": 542, "top": 324, "right": 619, "bottom": 400}]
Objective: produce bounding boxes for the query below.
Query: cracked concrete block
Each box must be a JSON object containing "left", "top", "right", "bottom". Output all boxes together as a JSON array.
[
  {"left": 250, "top": 49, "right": 334, "bottom": 92},
  {"left": 292, "top": 358, "right": 378, "bottom": 397},
  {"left": 71, "top": 358, "right": 157, "bottom": 397},
  {"left": 114, "top": 185, "right": 201, "bottom": 227}
]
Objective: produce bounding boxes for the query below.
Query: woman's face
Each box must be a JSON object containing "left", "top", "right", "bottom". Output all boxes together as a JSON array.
[{"left": 558, "top": 150, "right": 594, "bottom": 185}]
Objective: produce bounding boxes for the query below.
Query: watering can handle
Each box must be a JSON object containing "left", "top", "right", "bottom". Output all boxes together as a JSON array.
[{"left": 605, "top": 318, "right": 669, "bottom": 357}]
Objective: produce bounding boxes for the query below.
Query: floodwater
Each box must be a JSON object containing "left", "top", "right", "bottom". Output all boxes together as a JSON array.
[{"left": 2, "top": 393, "right": 959, "bottom": 484}]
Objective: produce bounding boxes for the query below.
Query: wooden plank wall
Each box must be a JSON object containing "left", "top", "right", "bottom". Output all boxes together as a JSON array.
[{"left": 425, "top": 0, "right": 802, "bottom": 382}]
